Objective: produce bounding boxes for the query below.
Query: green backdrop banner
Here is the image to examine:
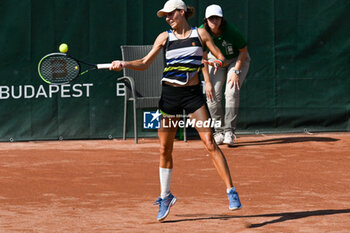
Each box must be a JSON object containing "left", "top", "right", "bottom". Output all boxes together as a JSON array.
[{"left": 0, "top": 0, "right": 349, "bottom": 141}]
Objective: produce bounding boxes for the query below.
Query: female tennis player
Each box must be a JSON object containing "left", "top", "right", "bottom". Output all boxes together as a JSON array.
[{"left": 110, "top": 0, "right": 242, "bottom": 222}]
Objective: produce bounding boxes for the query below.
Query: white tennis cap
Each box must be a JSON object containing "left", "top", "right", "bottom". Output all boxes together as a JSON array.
[
  {"left": 205, "top": 4, "right": 223, "bottom": 18},
  {"left": 157, "top": 0, "right": 187, "bottom": 17}
]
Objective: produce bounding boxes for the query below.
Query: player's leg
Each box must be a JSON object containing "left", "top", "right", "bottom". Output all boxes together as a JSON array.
[
  {"left": 158, "top": 115, "right": 178, "bottom": 169},
  {"left": 189, "top": 105, "right": 233, "bottom": 188},
  {"left": 189, "top": 105, "right": 242, "bottom": 210},
  {"left": 158, "top": 115, "right": 178, "bottom": 198},
  {"left": 154, "top": 115, "right": 178, "bottom": 221}
]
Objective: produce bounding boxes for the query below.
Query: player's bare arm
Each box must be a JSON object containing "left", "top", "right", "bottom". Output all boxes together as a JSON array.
[
  {"left": 201, "top": 51, "right": 214, "bottom": 101},
  {"left": 110, "top": 31, "right": 168, "bottom": 72},
  {"left": 198, "top": 28, "right": 225, "bottom": 75},
  {"left": 198, "top": 28, "right": 226, "bottom": 65}
]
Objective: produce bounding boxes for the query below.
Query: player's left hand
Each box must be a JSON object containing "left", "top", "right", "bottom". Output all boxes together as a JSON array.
[{"left": 202, "top": 59, "right": 222, "bottom": 75}]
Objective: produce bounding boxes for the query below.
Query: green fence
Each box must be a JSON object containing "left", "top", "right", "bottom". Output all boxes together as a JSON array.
[{"left": 0, "top": 0, "right": 349, "bottom": 141}]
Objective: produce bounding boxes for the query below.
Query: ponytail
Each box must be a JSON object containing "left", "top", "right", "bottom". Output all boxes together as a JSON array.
[{"left": 185, "top": 6, "right": 195, "bottom": 19}]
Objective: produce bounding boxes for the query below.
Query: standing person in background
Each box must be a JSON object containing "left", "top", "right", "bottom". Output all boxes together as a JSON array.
[
  {"left": 110, "top": 0, "right": 242, "bottom": 222},
  {"left": 201, "top": 4, "right": 250, "bottom": 146}
]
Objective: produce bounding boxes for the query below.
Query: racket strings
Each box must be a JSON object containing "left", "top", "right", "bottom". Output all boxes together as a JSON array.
[{"left": 39, "top": 55, "right": 80, "bottom": 84}]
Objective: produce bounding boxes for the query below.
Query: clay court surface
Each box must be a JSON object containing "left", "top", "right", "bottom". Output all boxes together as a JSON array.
[{"left": 0, "top": 132, "right": 349, "bottom": 232}]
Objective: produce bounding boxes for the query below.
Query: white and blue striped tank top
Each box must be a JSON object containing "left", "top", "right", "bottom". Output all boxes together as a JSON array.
[{"left": 162, "top": 27, "right": 203, "bottom": 85}]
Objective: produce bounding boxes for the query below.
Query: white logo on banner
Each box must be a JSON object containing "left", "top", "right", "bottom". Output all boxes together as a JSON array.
[{"left": 0, "top": 84, "right": 93, "bottom": 99}]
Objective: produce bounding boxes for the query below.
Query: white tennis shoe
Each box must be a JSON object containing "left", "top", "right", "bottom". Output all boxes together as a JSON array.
[
  {"left": 214, "top": 133, "right": 225, "bottom": 145},
  {"left": 223, "top": 131, "right": 236, "bottom": 146}
]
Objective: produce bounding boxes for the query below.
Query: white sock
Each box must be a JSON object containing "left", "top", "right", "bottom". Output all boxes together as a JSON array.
[
  {"left": 227, "top": 187, "right": 235, "bottom": 194},
  {"left": 159, "top": 168, "right": 172, "bottom": 199}
]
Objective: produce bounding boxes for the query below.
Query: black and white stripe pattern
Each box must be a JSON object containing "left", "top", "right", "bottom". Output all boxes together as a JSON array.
[{"left": 162, "top": 27, "right": 203, "bottom": 85}]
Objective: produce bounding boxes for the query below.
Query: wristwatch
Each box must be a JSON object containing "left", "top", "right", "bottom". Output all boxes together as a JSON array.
[{"left": 233, "top": 69, "right": 241, "bottom": 75}]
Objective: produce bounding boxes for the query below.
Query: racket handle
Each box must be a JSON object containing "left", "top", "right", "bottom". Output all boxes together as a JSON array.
[{"left": 97, "top": 63, "right": 112, "bottom": 69}]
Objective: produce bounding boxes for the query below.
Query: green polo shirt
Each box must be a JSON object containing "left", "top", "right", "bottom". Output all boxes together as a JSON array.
[{"left": 199, "top": 22, "right": 246, "bottom": 59}]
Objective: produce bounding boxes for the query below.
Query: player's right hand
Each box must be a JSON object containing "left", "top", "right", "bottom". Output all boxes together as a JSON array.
[{"left": 110, "top": 60, "right": 125, "bottom": 71}]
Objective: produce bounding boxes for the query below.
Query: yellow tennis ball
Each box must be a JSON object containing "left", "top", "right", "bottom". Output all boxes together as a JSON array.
[{"left": 59, "top": 43, "right": 68, "bottom": 53}]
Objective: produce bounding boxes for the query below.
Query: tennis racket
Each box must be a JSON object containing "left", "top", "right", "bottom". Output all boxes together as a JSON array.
[{"left": 38, "top": 53, "right": 112, "bottom": 84}]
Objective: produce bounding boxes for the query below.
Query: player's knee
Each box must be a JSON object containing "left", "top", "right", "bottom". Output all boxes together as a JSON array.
[
  {"left": 202, "top": 136, "right": 216, "bottom": 153},
  {"left": 159, "top": 144, "right": 173, "bottom": 157}
]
